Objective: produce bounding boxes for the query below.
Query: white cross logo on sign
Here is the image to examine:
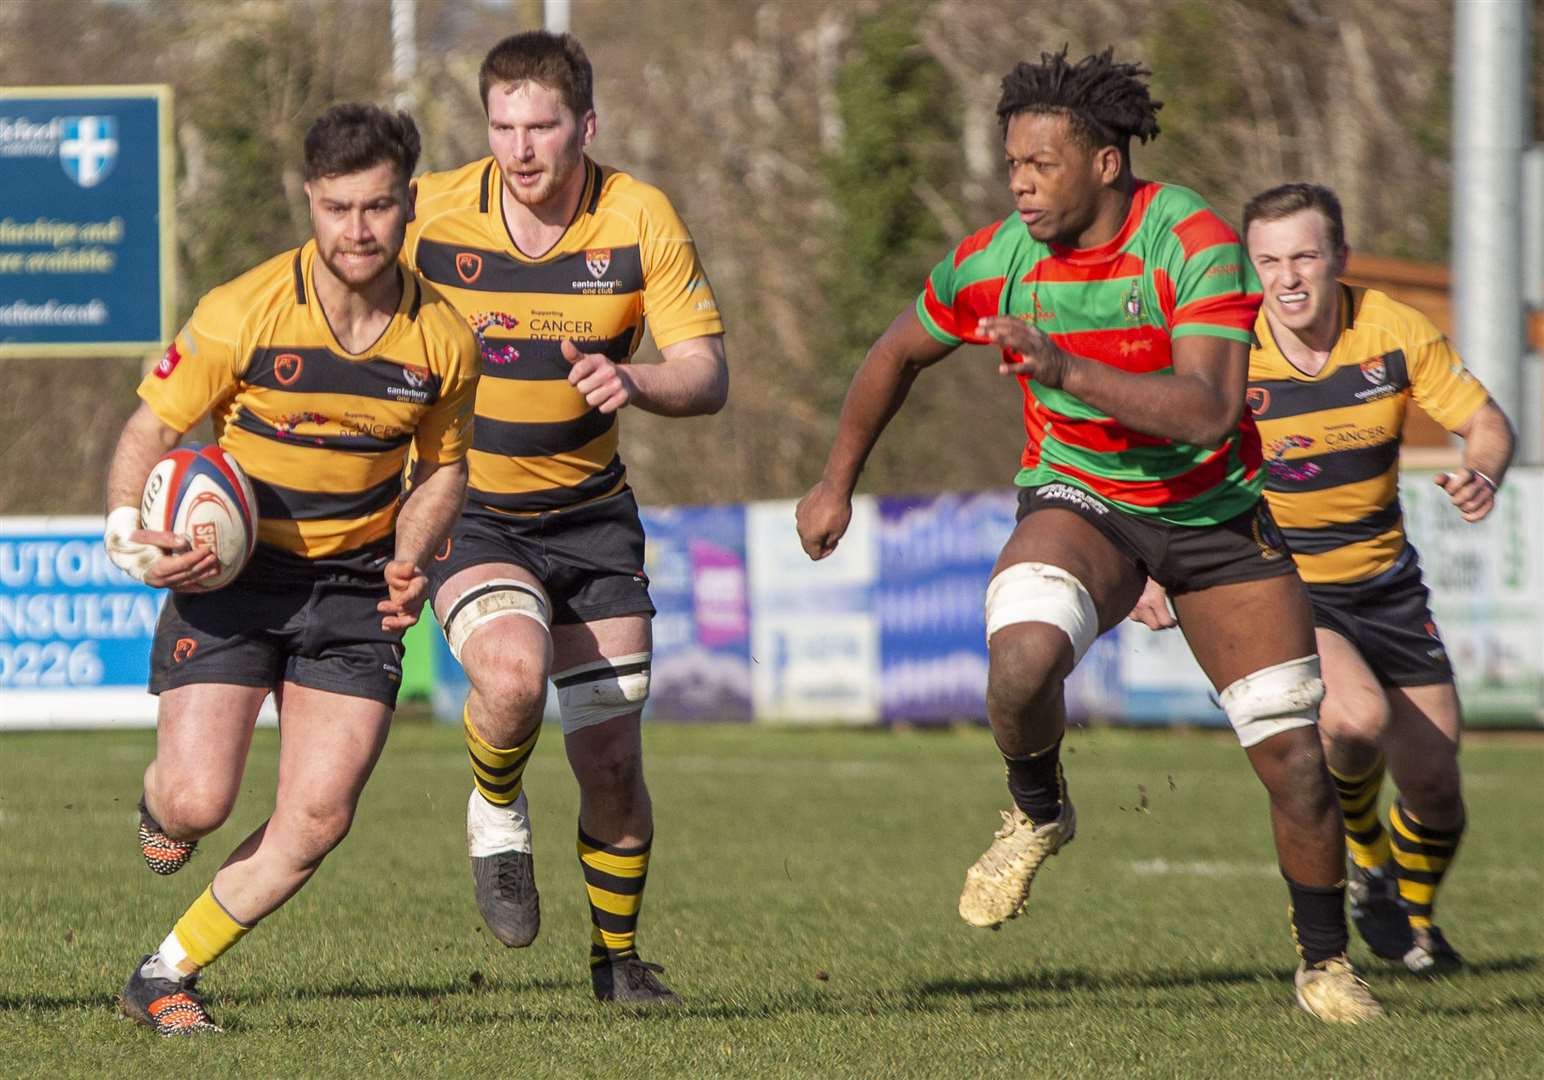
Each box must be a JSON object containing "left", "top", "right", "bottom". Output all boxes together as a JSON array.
[{"left": 59, "top": 116, "right": 118, "bottom": 188}]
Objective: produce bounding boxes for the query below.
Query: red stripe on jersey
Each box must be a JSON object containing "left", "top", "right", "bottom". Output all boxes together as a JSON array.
[
  {"left": 1048, "top": 181, "right": 1161, "bottom": 265},
  {"left": 954, "top": 278, "right": 1005, "bottom": 338},
  {"left": 953, "top": 221, "right": 1002, "bottom": 268},
  {"left": 1172, "top": 209, "right": 1240, "bottom": 259},
  {"left": 1153, "top": 266, "right": 1177, "bottom": 323},
  {"left": 1053, "top": 442, "right": 1234, "bottom": 507},
  {"left": 921, "top": 279, "right": 958, "bottom": 334},
  {"left": 1173, "top": 291, "right": 1262, "bottom": 333},
  {"left": 1019, "top": 381, "right": 1044, "bottom": 469},
  {"left": 1035, "top": 408, "right": 1170, "bottom": 452},
  {"left": 1022, "top": 251, "right": 1146, "bottom": 284},
  {"left": 1047, "top": 325, "right": 1172, "bottom": 373}
]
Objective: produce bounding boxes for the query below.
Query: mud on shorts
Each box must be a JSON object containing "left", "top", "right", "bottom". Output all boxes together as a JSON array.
[
  {"left": 148, "top": 542, "right": 406, "bottom": 707},
  {"left": 428, "top": 487, "right": 655, "bottom": 625},
  {"left": 1016, "top": 481, "right": 1299, "bottom": 594},
  {"left": 1307, "top": 545, "right": 1453, "bottom": 688}
]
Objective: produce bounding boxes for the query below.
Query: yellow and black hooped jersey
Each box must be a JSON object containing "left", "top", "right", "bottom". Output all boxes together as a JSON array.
[
  {"left": 138, "top": 240, "right": 480, "bottom": 559},
  {"left": 405, "top": 156, "right": 723, "bottom": 514},
  {"left": 1247, "top": 285, "right": 1489, "bottom": 584}
]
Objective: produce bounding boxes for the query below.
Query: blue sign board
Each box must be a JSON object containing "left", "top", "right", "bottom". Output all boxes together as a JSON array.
[
  {"left": 0, "top": 517, "right": 163, "bottom": 726},
  {"left": 0, "top": 86, "right": 174, "bottom": 356}
]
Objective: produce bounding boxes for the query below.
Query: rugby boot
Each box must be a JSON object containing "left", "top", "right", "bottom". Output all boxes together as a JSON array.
[
  {"left": 468, "top": 789, "right": 540, "bottom": 946},
  {"left": 1402, "top": 924, "right": 1464, "bottom": 975},
  {"left": 119, "top": 955, "right": 221, "bottom": 1036},
  {"left": 1293, "top": 955, "right": 1385, "bottom": 1023},
  {"left": 592, "top": 954, "right": 682, "bottom": 1007},
  {"left": 1346, "top": 857, "right": 1414, "bottom": 961},
  {"left": 958, "top": 800, "right": 1076, "bottom": 928},
  {"left": 138, "top": 796, "right": 196, "bottom": 876}
]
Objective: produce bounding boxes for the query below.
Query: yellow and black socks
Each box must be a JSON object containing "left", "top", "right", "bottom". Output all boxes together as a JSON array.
[
  {"left": 1388, "top": 800, "right": 1464, "bottom": 928},
  {"left": 1004, "top": 737, "right": 1065, "bottom": 826},
  {"left": 1286, "top": 875, "right": 1349, "bottom": 966},
  {"left": 1328, "top": 755, "right": 1392, "bottom": 870},
  {"left": 578, "top": 827, "right": 650, "bottom": 966},
  {"left": 464, "top": 705, "right": 540, "bottom": 807}
]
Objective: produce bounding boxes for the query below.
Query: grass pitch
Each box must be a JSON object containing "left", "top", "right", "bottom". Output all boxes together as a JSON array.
[{"left": 1, "top": 719, "right": 1540, "bottom": 1078}]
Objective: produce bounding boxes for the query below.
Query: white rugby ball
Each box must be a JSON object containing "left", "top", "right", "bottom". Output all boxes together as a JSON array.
[{"left": 140, "top": 444, "right": 259, "bottom": 591}]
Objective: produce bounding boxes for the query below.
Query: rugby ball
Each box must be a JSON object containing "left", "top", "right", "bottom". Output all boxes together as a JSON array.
[{"left": 140, "top": 444, "right": 259, "bottom": 591}]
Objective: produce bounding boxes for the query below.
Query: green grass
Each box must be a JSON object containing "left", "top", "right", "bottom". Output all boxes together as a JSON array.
[{"left": 2, "top": 721, "right": 1541, "bottom": 1078}]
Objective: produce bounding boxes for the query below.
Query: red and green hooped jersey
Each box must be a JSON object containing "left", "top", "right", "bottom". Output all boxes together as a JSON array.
[{"left": 916, "top": 181, "right": 1265, "bottom": 526}]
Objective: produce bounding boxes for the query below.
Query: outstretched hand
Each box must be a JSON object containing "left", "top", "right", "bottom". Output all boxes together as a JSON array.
[
  {"left": 563, "top": 339, "right": 635, "bottom": 414},
  {"left": 795, "top": 480, "right": 853, "bottom": 561},
  {"left": 977, "top": 316, "right": 1072, "bottom": 386},
  {"left": 1433, "top": 468, "right": 1497, "bottom": 523},
  {"left": 378, "top": 559, "right": 428, "bottom": 631}
]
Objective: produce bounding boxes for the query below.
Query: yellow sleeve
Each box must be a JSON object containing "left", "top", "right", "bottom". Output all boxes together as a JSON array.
[
  {"left": 1405, "top": 310, "right": 1489, "bottom": 432},
  {"left": 136, "top": 291, "right": 244, "bottom": 433},
  {"left": 414, "top": 313, "right": 481, "bottom": 463},
  {"left": 638, "top": 192, "right": 725, "bottom": 350}
]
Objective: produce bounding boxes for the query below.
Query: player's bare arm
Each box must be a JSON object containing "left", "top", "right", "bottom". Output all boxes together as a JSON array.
[
  {"left": 378, "top": 456, "right": 468, "bottom": 631},
  {"left": 795, "top": 307, "right": 954, "bottom": 560},
  {"left": 104, "top": 402, "right": 219, "bottom": 590},
  {"left": 979, "top": 316, "right": 1248, "bottom": 448},
  {"left": 1435, "top": 399, "right": 1516, "bottom": 522},
  {"left": 562, "top": 333, "right": 728, "bottom": 417}
]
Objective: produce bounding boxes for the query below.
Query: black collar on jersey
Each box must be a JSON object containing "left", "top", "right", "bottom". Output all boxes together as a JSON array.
[
  {"left": 292, "top": 248, "right": 307, "bottom": 305},
  {"left": 290, "top": 247, "right": 420, "bottom": 322}
]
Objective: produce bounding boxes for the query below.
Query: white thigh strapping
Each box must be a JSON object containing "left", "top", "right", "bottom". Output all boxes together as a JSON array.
[
  {"left": 553, "top": 652, "right": 651, "bottom": 735},
  {"left": 1218, "top": 654, "right": 1324, "bottom": 748},
  {"left": 441, "top": 579, "right": 551, "bottom": 663},
  {"left": 984, "top": 562, "right": 1099, "bottom": 664}
]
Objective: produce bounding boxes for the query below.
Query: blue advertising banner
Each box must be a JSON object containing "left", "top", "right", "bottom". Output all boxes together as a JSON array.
[
  {"left": 875, "top": 490, "right": 1123, "bottom": 724},
  {"left": 0, "top": 86, "right": 175, "bottom": 356},
  {"left": 0, "top": 517, "right": 162, "bottom": 727},
  {"left": 430, "top": 502, "right": 755, "bottom": 725},
  {"left": 643, "top": 503, "right": 752, "bottom": 722}
]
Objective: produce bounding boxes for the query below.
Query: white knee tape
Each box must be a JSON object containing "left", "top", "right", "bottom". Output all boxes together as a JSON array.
[
  {"left": 441, "top": 579, "right": 550, "bottom": 663},
  {"left": 554, "top": 652, "right": 651, "bottom": 734},
  {"left": 1219, "top": 655, "right": 1324, "bottom": 748},
  {"left": 984, "top": 562, "right": 1099, "bottom": 664}
]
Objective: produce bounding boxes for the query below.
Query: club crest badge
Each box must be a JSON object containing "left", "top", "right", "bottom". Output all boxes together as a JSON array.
[
  {"left": 1123, "top": 281, "right": 1143, "bottom": 321},
  {"left": 585, "top": 248, "right": 612, "bottom": 279},
  {"left": 1361, "top": 357, "right": 1387, "bottom": 385},
  {"left": 455, "top": 252, "right": 483, "bottom": 284},
  {"left": 274, "top": 353, "right": 303, "bottom": 386}
]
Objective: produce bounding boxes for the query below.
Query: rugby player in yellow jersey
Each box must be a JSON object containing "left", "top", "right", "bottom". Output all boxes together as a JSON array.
[
  {"left": 102, "top": 104, "right": 479, "bottom": 1036},
  {"left": 1131, "top": 183, "right": 1515, "bottom": 974},
  {"left": 404, "top": 31, "right": 727, "bottom": 1006}
]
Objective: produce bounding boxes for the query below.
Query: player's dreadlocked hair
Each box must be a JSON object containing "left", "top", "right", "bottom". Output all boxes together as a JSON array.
[{"left": 996, "top": 47, "right": 1162, "bottom": 159}]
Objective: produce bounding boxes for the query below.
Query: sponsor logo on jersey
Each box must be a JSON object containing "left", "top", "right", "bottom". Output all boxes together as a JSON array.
[
  {"left": 455, "top": 251, "right": 483, "bottom": 284},
  {"left": 154, "top": 342, "right": 182, "bottom": 379},
  {"left": 274, "top": 352, "right": 303, "bottom": 386},
  {"left": 1265, "top": 434, "right": 1321, "bottom": 484},
  {"left": 388, "top": 364, "right": 433, "bottom": 403},
  {"left": 1246, "top": 387, "right": 1270, "bottom": 416}
]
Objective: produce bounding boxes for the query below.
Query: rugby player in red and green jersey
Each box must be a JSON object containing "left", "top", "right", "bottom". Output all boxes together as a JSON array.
[{"left": 796, "top": 48, "right": 1382, "bottom": 1023}]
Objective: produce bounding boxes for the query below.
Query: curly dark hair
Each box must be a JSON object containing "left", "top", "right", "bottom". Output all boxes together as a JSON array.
[
  {"left": 996, "top": 46, "right": 1162, "bottom": 158},
  {"left": 303, "top": 103, "right": 420, "bottom": 182}
]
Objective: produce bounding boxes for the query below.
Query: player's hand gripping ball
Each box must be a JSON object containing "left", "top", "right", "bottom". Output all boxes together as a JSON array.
[{"left": 138, "top": 445, "right": 259, "bottom": 591}]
